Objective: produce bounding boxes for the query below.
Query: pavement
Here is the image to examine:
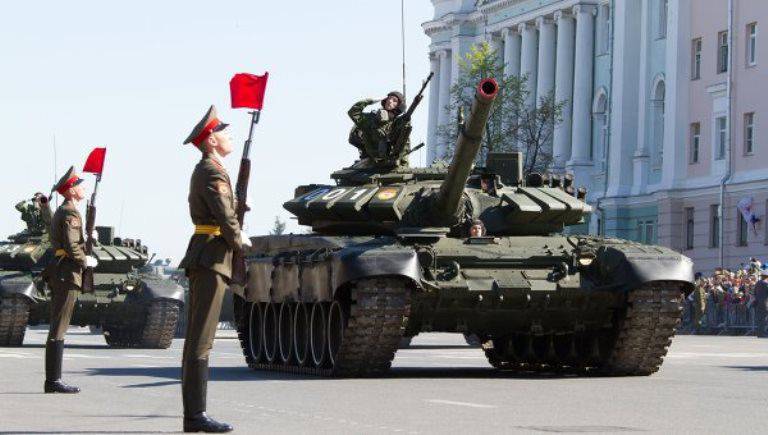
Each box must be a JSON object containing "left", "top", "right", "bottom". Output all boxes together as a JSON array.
[{"left": 0, "top": 328, "right": 766, "bottom": 435}]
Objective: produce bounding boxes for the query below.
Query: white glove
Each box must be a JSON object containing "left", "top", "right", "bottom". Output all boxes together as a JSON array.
[
  {"left": 92, "top": 230, "right": 99, "bottom": 241},
  {"left": 85, "top": 256, "right": 98, "bottom": 268},
  {"left": 240, "top": 232, "right": 252, "bottom": 249}
]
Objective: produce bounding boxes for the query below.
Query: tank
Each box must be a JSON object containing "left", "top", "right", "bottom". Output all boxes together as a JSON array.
[
  {"left": 0, "top": 201, "right": 184, "bottom": 348},
  {"left": 232, "top": 78, "right": 695, "bottom": 377}
]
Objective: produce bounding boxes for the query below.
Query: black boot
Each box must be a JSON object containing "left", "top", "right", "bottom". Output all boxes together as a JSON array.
[
  {"left": 183, "top": 360, "right": 232, "bottom": 433},
  {"left": 44, "top": 340, "right": 80, "bottom": 394}
]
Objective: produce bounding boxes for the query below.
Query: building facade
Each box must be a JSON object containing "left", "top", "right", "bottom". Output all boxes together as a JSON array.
[{"left": 424, "top": 0, "right": 768, "bottom": 273}]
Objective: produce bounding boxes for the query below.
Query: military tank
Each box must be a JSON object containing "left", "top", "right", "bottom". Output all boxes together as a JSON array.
[
  {"left": 0, "top": 203, "right": 184, "bottom": 348},
  {"left": 232, "top": 78, "right": 694, "bottom": 377}
]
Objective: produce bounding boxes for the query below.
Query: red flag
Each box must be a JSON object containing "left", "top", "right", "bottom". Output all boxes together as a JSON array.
[
  {"left": 83, "top": 147, "right": 107, "bottom": 175},
  {"left": 230, "top": 72, "right": 269, "bottom": 110}
]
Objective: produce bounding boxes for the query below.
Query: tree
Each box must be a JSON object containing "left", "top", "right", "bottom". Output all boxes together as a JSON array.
[
  {"left": 436, "top": 42, "right": 564, "bottom": 175},
  {"left": 270, "top": 216, "right": 286, "bottom": 235}
]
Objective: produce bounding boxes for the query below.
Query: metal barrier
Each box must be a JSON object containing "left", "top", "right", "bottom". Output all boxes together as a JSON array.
[{"left": 681, "top": 299, "right": 765, "bottom": 335}]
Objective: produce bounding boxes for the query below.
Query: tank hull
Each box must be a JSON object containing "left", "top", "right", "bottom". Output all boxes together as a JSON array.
[{"left": 233, "top": 234, "right": 693, "bottom": 377}]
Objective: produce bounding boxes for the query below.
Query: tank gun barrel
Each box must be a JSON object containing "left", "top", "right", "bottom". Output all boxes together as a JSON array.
[{"left": 435, "top": 78, "right": 499, "bottom": 218}]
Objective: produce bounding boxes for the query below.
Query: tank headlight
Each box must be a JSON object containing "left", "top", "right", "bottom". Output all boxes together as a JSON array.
[
  {"left": 577, "top": 256, "right": 595, "bottom": 267},
  {"left": 124, "top": 284, "right": 135, "bottom": 291}
]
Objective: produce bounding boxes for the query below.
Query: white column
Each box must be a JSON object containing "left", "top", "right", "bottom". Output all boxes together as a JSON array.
[
  {"left": 426, "top": 52, "right": 441, "bottom": 165},
  {"left": 632, "top": 1, "right": 650, "bottom": 195},
  {"left": 519, "top": 22, "right": 538, "bottom": 109},
  {"left": 553, "top": 10, "right": 575, "bottom": 172},
  {"left": 535, "top": 17, "right": 556, "bottom": 105},
  {"left": 568, "top": 5, "right": 596, "bottom": 168},
  {"left": 437, "top": 49, "right": 453, "bottom": 160},
  {"left": 503, "top": 28, "right": 521, "bottom": 78}
]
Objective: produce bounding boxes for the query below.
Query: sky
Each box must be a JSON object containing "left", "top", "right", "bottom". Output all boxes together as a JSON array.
[{"left": 0, "top": 0, "right": 435, "bottom": 264}]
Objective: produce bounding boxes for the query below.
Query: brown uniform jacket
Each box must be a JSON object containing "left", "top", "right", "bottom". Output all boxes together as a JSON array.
[
  {"left": 179, "top": 154, "right": 242, "bottom": 280},
  {"left": 45, "top": 200, "right": 86, "bottom": 288}
]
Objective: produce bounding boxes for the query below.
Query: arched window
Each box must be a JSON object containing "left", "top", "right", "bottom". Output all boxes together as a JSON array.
[
  {"left": 592, "top": 88, "right": 609, "bottom": 170},
  {"left": 651, "top": 76, "right": 666, "bottom": 167}
]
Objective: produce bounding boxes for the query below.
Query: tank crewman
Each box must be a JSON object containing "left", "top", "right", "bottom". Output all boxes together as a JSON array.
[
  {"left": 347, "top": 91, "right": 408, "bottom": 166},
  {"left": 755, "top": 269, "right": 768, "bottom": 338},
  {"left": 41, "top": 167, "right": 99, "bottom": 393},
  {"left": 179, "top": 105, "right": 250, "bottom": 433},
  {"left": 15, "top": 192, "right": 51, "bottom": 235}
]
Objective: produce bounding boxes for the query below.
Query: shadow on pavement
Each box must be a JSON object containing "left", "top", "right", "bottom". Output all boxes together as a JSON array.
[
  {"left": 2, "top": 432, "right": 178, "bottom": 434},
  {"left": 22, "top": 344, "right": 113, "bottom": 350},
  {"left": 723, "top": 365, "right": 768, "bottom": 372}
]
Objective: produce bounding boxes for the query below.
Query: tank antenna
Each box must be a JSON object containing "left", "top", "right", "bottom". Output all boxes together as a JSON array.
[
  {"left": 52, "top": 134, "right": 58, "bottom": 208},
  {"left": 401, "top": 0, "right": 407, "bottom": 99}
]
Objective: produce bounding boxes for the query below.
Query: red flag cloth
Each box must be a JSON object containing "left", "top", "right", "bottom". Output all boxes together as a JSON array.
[
  {"left": 230, "top": 72, "right": 269, "bottom": 110},
  {"left": 83, "top": 147, "right": 107, "bottom": 175}
]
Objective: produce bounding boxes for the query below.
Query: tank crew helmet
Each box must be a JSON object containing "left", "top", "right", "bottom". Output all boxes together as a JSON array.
[
  {"left": 183, "top": 105, "right": 229, "bottom": 147},
  {"left": 381, "top": 91, "right": 407, "bottom": 114},
  {"left": 52, "top": 166, "right": 84, "bottom": 195}
]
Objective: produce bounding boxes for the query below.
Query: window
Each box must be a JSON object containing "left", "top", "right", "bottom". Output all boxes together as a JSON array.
[
  {"left": 637, "top": 220, "right": 655, "bottom": 244},
  {"left": 744, "top": 112, "right": 755, "bottom": 154},
  {"left": 710, "top": 204, "right": 721, "bottom": 248},
  {"left": 690, "top": 122, "right": 700, "bottom": 163},
  {"left": 691, "top": 38, "right": 702, "bottom": 79},
  {"left": 747, "top": 22, "right": 757, "bottom": 66},
  {"left": 718, "top": 31, "right": 729, "bottom": 73},
  {"left": 716, "top": 116, "right": 727, "bottom": 160},
  {"left": 658, "top": 0, "right": 668, "bottom": 39},
  {"left": 737, "top": 210, "right": 748, "bottom": 246},
  {"left": 685, "top": 207, "right": 695, "bottom": 250}
]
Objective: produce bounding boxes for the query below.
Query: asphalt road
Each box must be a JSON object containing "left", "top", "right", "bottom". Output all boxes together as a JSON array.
[{"left": 0, "top": 328, "right": 766, "bottom": 435}]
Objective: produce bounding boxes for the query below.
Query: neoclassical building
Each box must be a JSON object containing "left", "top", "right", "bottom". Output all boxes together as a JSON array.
[
  {"left": 424, "top": 0, "right": 768, "bottom": 272},
  {"left": 423, "top": 0, "right": 612, "bottom": 230}
]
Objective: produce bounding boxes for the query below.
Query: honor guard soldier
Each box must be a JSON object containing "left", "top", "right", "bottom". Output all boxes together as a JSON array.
[
  {"left": 179, "top": 106, "right": 250, "bottom": 433},
  {"left": 42, "top": 167, "right": 98, "bottom": 393}
]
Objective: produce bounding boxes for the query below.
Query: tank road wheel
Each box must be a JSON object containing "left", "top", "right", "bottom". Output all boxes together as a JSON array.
[
  {"left": 293, "top": 302, "right": 310, "bottom": 367},
  {"left": 309, "top": 302, "right": 327, "bottom": 368},
  {"left": 278, "top": 302, "right": 294, "bottom": 364},
  {"left": 0, "top": 296, "right": 30, "bottom": 347},
  {"left": 262, "top": 302, "right": 279, "bottom": 363},
  {"left": 600, "top": 282, "right": 685, "bottom": 376},
  {"left": 327, "top": 301, "right": 346, "bottom": 367},
  {"left": 329, "top": 277, "right": 412, "bottom": 377},
  {"left": 248, "top": 302, "right": 264, "bottom": 364}
]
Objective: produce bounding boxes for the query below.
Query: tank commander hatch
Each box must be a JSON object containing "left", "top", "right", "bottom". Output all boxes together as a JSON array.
[{"left": 15, "top": 192, "right": 51, "bottom": 236}]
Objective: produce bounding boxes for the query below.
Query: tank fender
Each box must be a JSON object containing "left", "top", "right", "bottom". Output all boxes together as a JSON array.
[
  {"left": 128, "top": 278, "right": 185, "bottom": 304},
  {"left": 593, "top": 245, "right": 695, "bottom": 293},
  {"left": 0, "top": 272, "right": 36, "bottom": 303},
  {"left": 329, "top": 245, "right": 422, "bottom": 290}
]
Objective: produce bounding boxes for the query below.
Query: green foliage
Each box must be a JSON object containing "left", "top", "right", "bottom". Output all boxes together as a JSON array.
[
  {"left": 436, "top": 42, "right": 565, "bottom": 174},
  {"left": 270, "top": 216, "right": 287, "bottom": 236}
]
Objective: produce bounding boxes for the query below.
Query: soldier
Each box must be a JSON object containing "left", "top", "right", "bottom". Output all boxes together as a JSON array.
[
  {"left": 15, "top": 192, "right": 51, "bottom": 235},
  {"left": 179, "top": 105, "right": 250, "bottom": 433},
  {"left": 755, "top": 269, "right": 768, "bottom": 338},
  {"left": 42, "top": 167, "right": 98, "bottom": 393},
  {"left": 348, "top": 91, "right": 408, "bottom": 166}
]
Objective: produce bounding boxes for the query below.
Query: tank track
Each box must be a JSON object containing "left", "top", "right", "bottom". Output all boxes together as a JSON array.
[
  {"left": 483, "top": 282, "right": 684, "bottom": 376},
  {"left": 104, "top": 300, "right": 180, "bottom": 349},
  {"left": 0, "top": 296, "right": 30, "bottom": 347},
  {"left": 235, "top": 277, "right": 411, "bottom": 377}
]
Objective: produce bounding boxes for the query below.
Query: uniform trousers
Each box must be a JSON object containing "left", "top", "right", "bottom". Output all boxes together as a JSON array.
[{"left": 182, "top": 268, "right": 227, "bottom": 416}]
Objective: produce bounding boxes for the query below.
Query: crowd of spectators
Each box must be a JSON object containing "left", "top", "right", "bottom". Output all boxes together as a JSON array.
[{"left": 686, "top": 257, "right": 768, "bottom": 335}]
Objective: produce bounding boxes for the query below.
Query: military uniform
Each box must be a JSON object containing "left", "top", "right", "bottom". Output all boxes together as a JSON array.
[
  {"left": 348, "top": 91, "right": 410, "bottom": 166},
  {"left": 179, "top": 105, "right": 239, "bottom": 433},
  {"left": 42, "top": 167, "right": 87, "bottom": 394}
]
